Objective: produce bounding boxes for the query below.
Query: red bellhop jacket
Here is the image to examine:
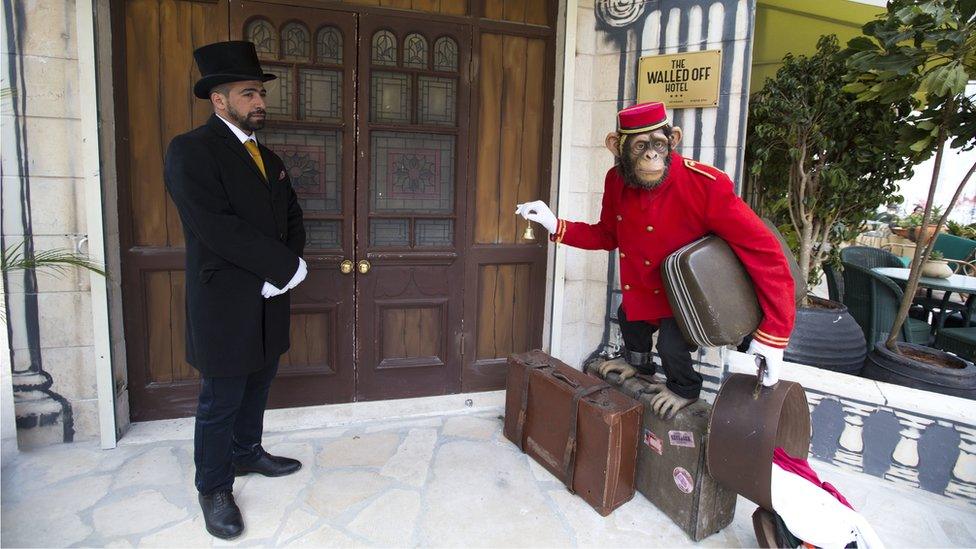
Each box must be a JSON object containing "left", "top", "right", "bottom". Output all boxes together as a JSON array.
[{"left": 550, "top": 151, "right": 795, "bottom": 349}]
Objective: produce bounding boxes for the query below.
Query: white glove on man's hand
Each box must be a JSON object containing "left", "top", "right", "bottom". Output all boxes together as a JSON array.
[
  {"left": 514, "top": 200, "right": 558, "bottom": 234},
  {"left": 261, "top": 281, "right": 287, "bottom": 299},
  {"left": 260, "top": 258, "right": 308, "bottom": 299},
  {"left": 748, "top": 339, "right": 784, "bottom": 387},
  {"left": 284, "top": 257, "right": 308, "bottom": 290}
]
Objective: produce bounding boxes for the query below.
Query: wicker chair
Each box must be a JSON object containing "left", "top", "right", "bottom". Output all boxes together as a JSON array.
[
  {"left": 840, "top": 246, "right": 905, "bottom": 269},
  {"left": 822, "top": 261, "right": 844, "bottom": 303},
  {"left": 841, "top": 262, "right": 931, "bottom": 349},
  {"left": 935, "top": 327, "right": 976, "bottom": 362}
]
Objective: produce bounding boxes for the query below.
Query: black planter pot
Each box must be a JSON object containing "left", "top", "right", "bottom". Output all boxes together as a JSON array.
[
  {"left": 863, "top": 342, "right": 976, "bottom": 400},
  {"left": 784, "top": 296, "right": 867, "bottom": 375}
]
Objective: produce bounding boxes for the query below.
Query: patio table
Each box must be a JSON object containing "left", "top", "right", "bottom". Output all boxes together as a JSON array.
[{"left": 872, "top": 267, "right": 976, "bottom": 331}]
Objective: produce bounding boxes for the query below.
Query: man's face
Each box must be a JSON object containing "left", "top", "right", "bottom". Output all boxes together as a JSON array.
[
  {"left": 620, "top": 128, "right": 672, "bottom": 189},
  {"left": 212, "top": 80, "right": 267, "bottom": 133}
]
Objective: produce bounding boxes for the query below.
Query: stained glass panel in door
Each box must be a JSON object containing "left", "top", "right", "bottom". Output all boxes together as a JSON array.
[
  {"left": 262, "top": 65, "right": 292, "bottom": 118},
  {"left": 300, "top": 68, "right": 342, "bottom": 122},
  {"left": 370, "top": 132, "right": 454, "bottom": 214},
  {"left": 263, "top": 129, "right": 343, "bottom": 250}
]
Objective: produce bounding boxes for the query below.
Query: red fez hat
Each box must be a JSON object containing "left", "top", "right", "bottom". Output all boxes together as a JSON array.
[{"left": 617, "top": 102, "right": 668, "bottom": 134}]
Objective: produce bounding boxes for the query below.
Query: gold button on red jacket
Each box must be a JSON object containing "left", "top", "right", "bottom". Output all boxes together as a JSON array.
[{"left": 551, "top": 152, "right": 795, "bottom": 349}]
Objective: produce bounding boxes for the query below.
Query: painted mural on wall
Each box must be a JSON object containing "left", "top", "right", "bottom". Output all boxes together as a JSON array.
[{"left": 1, "top": 0, "right": 74, "bottom": 444}]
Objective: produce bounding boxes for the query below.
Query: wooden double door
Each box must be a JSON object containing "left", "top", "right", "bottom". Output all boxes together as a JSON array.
[
  {"left": 237, "top": 3, "right": 470, "bottom": 407},
  {"left": 118, "top": 0, "right": 553, "bottom": 421}
]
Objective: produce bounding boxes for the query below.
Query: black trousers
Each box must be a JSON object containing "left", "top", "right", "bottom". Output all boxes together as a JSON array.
[
  {"left": 617, "top": 304, "right": 702, "bottom": 399},
  {"left": 194, "top": 357, "right": 279, "bottom": 495}
]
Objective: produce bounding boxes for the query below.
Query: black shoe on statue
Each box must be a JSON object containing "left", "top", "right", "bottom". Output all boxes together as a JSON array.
[
  {"left": 233, "top": 449, "right": 302, "bottom": 477},
  {"left": 198, "top": 489, "right": 244, "bottom": 540}
]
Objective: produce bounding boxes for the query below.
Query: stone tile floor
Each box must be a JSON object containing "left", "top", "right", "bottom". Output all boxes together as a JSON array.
[{"left": 2, "top": 408, "right": 975, "bottom": 548}]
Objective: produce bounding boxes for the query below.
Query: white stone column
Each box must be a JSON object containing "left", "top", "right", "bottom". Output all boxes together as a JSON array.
[
  {"left": 885, "top": 412, "right": 929, "bottom": 488},
  {"left": 946, "top": 425, "right": 976, "bottom": 501}
]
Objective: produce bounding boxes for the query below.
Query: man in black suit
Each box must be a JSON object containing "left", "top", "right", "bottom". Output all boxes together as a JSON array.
[{"left": 164, "top": 41, "right": 307, "bottom": 540}]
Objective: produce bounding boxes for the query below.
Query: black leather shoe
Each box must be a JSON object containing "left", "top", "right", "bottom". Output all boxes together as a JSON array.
[
  {"left": 233, "top": 450, "right": 302, "bottom": 477},
  {"left": 198, "top": 490, "right": 244, "bottom": 540}
]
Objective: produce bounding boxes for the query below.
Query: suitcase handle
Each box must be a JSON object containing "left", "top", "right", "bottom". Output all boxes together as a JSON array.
[
  {"left": 551, "top": 371, "right": 580, "bottom": 388},
  {"left": 753, "top": 355, "right": 767, "bottom": 399}
]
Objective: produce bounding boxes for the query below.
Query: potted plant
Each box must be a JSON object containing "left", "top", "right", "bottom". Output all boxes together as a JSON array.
[
  {"left": 921, "top": 250, "right": 953, "bottom": 278},
  {"left": 746, "top": 35, "right": 914, "bottom": 374},
  {"left": 909, "top": 205, "right": 944, "bottom": 244},
  {"left": 946, "top": 220, "right": 976, "bottom": 240},
  {"left": 844, "top": 0, "right": 976, "bottom": 398}
]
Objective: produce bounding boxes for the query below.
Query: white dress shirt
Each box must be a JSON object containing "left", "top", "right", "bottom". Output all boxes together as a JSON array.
[{"left": 216, "top": 113, "right": 258, "bottom": 146}]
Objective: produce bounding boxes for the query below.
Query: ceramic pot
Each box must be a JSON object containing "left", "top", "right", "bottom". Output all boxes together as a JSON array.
[
  {"left": 910, "top": 224, "right": 938, "bottom": 245},
  {"left": 863, "top": 342, "right": 975, "bottom": 400},
  {"left": 784, "top": 296, "right": 867, "bottom": 375},
  {"left": 921, "top": 259, "right": 953, "bottom": 279}
]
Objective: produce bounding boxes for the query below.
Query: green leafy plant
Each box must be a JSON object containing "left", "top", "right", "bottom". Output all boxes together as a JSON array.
[
  {"left": 1, "top": 239, "right": 106, "bottom": 278},
  {"left": 946, "top": 220, "right": 976, "bottom": 238},
  {"left": 928, "top": 249, "right": 945, "bottom": 260},
  {"left": 746, "top": 35, "right": 914, "bottom": 297},
  {"left": 844, "top": 0, "right": 976, "bottom": 352},
  {"left": 1, "top": 238, "right": 106, "bottom": 324}
]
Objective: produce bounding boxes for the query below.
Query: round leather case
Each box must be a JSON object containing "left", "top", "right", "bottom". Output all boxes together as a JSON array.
[{"left": 706, "top": 373, "right": 811, "bottom": 511}]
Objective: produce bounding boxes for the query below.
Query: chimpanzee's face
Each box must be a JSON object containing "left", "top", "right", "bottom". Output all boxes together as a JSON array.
[
  {"left": 606, "top": 126, "right": 682, "bottom": 190},
  {"left": 620, "top": 130, "right": 672, "bottom": 189}
]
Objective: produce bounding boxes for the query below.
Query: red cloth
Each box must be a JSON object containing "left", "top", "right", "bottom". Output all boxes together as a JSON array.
[
  {"left": 773, "top": 447, "right": 854, "bottom": 510},
  {"left": 550, "top": 152, "right": 796, "bottom": 348}
]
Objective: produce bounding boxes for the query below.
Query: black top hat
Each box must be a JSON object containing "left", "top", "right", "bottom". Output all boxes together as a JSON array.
[{"left": 193, "top": 41, "right": 277, "bottom": 99}]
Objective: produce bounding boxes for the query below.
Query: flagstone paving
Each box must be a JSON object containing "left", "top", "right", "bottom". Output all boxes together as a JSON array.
[{"left": 2, "top": 408, "right": 975, "bottom": 547}]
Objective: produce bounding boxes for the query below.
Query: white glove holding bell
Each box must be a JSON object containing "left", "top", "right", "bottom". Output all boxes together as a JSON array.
[
  {"left": 260, "top": 257, "right": 308, "bottom": 299},
  {"left": 514, "top": 200, "right": 558, "bottom": 234},
  {"left": 747, "top": 339, "right": 783, "bottom": 387}
]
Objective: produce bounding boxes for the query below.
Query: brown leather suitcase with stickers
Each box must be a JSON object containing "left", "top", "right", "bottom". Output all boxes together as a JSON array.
[
  {"left": 503, "top": 350, "right": 642, "bottom": 516},
  {"left": 585, "top": 364, "right": 737, "bottom": 541}
]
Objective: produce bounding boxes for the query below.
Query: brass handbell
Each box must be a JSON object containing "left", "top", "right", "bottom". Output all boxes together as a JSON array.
[{"left": 522, "top": 221, "right": 536, "bottom": 241}]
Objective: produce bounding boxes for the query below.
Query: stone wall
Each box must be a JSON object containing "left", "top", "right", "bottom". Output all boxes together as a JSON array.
[{"left": 2, "top": 0, "right": 100, "bottom": 446}]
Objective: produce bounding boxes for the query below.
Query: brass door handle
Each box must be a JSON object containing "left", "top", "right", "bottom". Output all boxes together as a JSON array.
[
  {"left": 357, "top": 259, "right": 371, "bottom": 274},
  {"left": 339, "top": 259, "right": 354, "bottom": 274}
]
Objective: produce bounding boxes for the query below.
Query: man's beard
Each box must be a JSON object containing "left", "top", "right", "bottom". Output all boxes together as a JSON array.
[
  {"left": 227, "top": 104, "right": 266, "bottom": 132},
  {"left": 619, "top": 150, "right": 670, "bottom": 190}
]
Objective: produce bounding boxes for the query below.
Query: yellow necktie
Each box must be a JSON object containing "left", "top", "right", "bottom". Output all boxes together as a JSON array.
[{"left": 243, "top": 139, "right": 267, "bottom": 180}]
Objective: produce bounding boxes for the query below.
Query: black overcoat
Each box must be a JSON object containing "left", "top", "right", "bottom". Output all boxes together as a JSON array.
[{"left": 163, "top": 114, "right": 306, "bottom": 377}]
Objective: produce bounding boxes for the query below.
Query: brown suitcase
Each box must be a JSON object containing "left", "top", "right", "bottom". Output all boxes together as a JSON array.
[
  {"left": 662, "top": 220, "right": 804, "bottom": 347},
  {"left": 503, "top": 350, "right": 642, "bottom": 516},
  {"left": 585, "top": 365, "right": 736, "bottom": 541}
]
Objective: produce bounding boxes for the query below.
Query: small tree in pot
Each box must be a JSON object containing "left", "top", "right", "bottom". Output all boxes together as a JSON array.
[
  {"left": 746, "top": 35, "right": 914, "bottom": 374},
  {"left": 844, "top": 0, "right": 976, "bottom": 397},
  {"left": 746, "top": 35, "right": 913, "bottom": 295}
]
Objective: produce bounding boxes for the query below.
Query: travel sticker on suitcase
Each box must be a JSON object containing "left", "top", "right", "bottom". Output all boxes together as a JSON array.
[
  {"left": 673, "top": 467, "right": 695, "bottom": 494},
  {"left": 669, "top": 430, "right": 696, "bottom": 448},
  {"left": 644, "top": 428, "right": 663, "bottom": 455}
]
